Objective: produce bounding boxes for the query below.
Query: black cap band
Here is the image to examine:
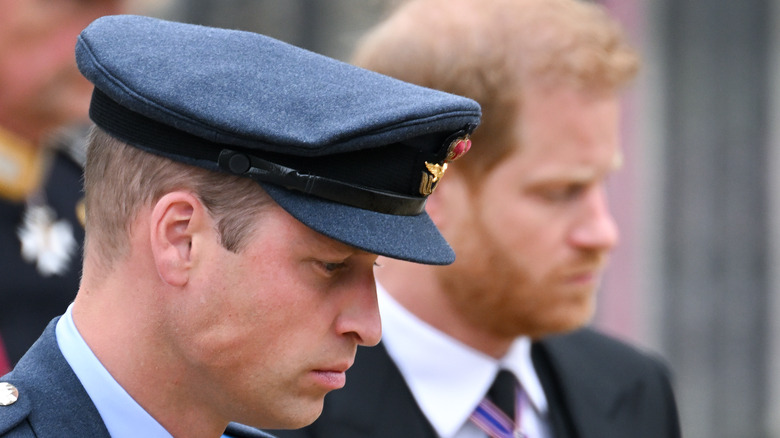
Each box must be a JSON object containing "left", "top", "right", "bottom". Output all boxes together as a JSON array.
[
  {"left": 90, "top": 88, "right": 427, "bottom": 215},
  {"left": 217, "top": 150, "right": 426, "bottom": 215}
]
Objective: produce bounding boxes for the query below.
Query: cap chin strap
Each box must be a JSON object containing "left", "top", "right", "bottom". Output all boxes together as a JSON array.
[{"left": 217, "top": 149, "right": 426, "bottom": 215}]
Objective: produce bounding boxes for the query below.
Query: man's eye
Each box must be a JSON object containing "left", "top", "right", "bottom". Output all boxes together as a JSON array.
[
  {"left": 317, "top": 261, "right": 347, "bottom": 274},
  {"left": 542, "top": 184, "right": 585, "bottom": 202}
]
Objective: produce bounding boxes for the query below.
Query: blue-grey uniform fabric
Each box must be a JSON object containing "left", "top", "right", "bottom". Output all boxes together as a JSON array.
[
  {"left": 0, "top": 319, "right": 110, "bottom": 437},
  {"left": 0, "top": 319, "right": 275, "bottom": 438},
  {"left": 75, "top": 15, "right": 482, "bottom": 265}
]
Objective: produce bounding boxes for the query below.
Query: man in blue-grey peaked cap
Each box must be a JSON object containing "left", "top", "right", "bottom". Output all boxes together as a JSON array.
[{"left": 0, "top": 15, "right": 480, "bottom": 438}]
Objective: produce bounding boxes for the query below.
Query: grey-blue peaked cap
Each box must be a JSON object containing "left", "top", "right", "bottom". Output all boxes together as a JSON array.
[{"left": 76, "top": 15, "right": 481, "bottom": 265}]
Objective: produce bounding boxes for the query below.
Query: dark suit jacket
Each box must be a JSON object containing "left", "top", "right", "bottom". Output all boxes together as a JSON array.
[
  {"left": 269, "top": 328, "right": 681, "bottom": 438},
  {"left": 0, "top": 318, "right": 274, "bottom": 438}
]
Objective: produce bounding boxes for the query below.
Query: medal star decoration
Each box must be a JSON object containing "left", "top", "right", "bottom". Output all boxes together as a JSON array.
[{"left": 17, "top": 205, "right": 77, "bottom": 276}]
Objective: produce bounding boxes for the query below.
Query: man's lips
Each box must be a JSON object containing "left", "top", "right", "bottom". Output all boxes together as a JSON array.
[
  {"left": 567, "top": 270, "right": 597, "bottom": 283},
  {"left": 562, "top": 264, "right": 604, "bottom": 285},
  {"left": 310, "top": 362, "right": 353, "bottom": 390},
  {"left": 311, "top": 370, "right": 346, "bottom": 390}
]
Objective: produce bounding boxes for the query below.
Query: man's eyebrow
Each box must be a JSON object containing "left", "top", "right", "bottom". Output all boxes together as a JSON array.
[{"left": 527, "top": 168, "right": 599, "bottom": 185}]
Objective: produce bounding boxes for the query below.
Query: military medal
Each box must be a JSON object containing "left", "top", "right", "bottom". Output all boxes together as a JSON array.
[
  {"left": 17, "top": 203, "right": 77, "bottom": 277},
  {"left": 0, "top": 127, "right": 48, "bottom": 202},
  {"left": 2, "top": 124, "right": 86, "bottom": 277}
]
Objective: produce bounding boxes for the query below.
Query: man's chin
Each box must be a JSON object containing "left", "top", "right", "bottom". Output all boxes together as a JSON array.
[
  {"left": 526, "top": 305, "right": 596, "bottom": 340},
  {"left": 238, "top": 398, "right": 324, "bottom": 431},
  {"left": 551, "top": 308, "right": 595, "bottom": 336},
  {"left": 287, "top": 409, "right": 324, "bottom": 430}
]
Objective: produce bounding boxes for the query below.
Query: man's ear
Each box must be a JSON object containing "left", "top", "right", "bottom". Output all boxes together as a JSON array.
[{"left": 150, "top": 192, "right": 207, "bottom": 287}]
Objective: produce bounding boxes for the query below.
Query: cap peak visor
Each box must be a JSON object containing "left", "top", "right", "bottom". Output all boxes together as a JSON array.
[{"left": 261, "top": 184, "right": 454, "bottom": 265}]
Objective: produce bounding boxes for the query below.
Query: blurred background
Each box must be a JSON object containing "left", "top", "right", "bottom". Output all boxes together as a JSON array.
[{"left": 11, "top": 0, "right": 779, "bottom": 436}]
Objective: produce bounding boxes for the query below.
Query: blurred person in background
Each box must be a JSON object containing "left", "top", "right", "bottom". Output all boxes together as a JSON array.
[
  {"left": 0, "top": 0, "right": 123, "bottom": 373},
  {"left": 271, "top": 0, "right": 681, "bottom": 437}
]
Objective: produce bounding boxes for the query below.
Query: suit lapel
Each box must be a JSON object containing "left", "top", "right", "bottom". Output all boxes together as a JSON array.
[
  {"left": 532, "top": 340, "right": 579, "bottom": 438},
  {"left": 532, "top": 330, "right": 643, "bottom": 438}
]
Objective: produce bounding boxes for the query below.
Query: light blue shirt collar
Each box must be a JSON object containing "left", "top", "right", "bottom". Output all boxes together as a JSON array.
[{"left": 56, "top": 304, "right": 173, "bottom": 438}]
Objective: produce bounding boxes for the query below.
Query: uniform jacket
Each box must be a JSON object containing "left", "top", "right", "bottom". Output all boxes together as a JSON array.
[
  {"left": 270, "top": 328, "right": 681, "bottom": 438},
  {"left": 0, "top": 318, "right": 274, "bottom": 438},
  {"left": 1, "top": 146, "right": 85, "bottom": 367}
]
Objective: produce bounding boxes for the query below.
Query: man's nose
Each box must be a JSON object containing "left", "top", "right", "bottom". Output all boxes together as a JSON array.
[
  {"left": 335, "top": 274, "right": 382, "bottom": 347},
  {"left": 568, "top": 186, "right": 619, "bottom": 251}
]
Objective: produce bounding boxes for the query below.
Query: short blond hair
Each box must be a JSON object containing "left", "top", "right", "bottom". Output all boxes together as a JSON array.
[
  {"left": 353, "top": 0, "right": 639, "bottom": 182},
  {"left": 83, "top": 127, "right": 272, "bottom": 269}
]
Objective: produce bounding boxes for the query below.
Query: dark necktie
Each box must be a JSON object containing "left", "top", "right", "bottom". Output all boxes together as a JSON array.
[
  {"left": 470, "top": 369, "right": 528, "bottom": 438},
  {"left": 489, "top": 369, "right": 517, "bottom": 420}
]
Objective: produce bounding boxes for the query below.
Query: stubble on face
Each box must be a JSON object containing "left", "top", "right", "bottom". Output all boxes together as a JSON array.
[
  {"left": 437, "top": 204, "right": 601, "bottom": 343},
  {"left": 434, "top": 86, "right": 620, "bottom": 345}
]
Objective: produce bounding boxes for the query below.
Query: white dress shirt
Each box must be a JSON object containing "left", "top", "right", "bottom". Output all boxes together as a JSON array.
[
  {"left": 378, "top": 284, "right": 553, "bottom": 438},
  {"left": 56, "top": 304, "right": 174, "bottom": 438}
]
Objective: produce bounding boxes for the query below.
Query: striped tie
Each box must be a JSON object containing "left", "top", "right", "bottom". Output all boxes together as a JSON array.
[{"left": 470, "top": 369, "right": 527, "bottom": 438}]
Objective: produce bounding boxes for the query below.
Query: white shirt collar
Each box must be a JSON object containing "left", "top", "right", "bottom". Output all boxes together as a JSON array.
[
  {"left": 377, "top": 284, "right": 548, "bottom": 438},
  {"left": 56, "top": 304, "right": 173, "bottom": 438}
]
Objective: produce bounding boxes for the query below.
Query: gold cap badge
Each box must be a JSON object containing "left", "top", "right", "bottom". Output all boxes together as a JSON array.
[
  {"left": 419, "top": 162, "right": 447, "bottom": 196},
  {"left": 419, "top": 135, "right": 472, "bottom": 196}
]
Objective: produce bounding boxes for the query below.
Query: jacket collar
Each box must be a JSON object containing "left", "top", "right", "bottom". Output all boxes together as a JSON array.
[{"left": 0, "top": 317, "right": 110, "bottom": 437}]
